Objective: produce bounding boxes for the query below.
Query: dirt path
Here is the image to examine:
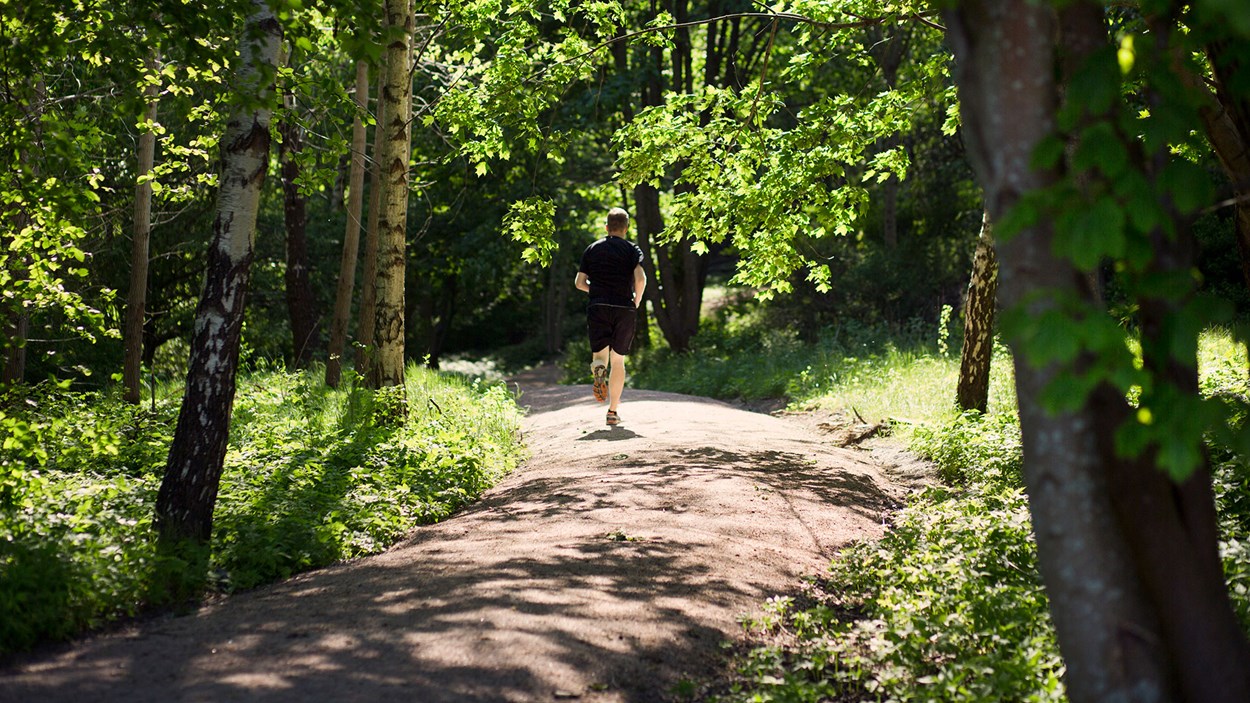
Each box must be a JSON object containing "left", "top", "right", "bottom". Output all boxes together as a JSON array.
[{"left": 1, "top": 374, "right": 916, "bottom": 703}]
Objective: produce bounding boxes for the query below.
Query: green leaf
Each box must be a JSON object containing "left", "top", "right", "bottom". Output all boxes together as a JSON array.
[
  {"left": 1158, "top": 159, "right": 1214, "bottom": 215},
  {"left": 1071, "top": 123, "right": 1127, "bottom": 179},
  {"left": 1054, "top": 197, "right": 1125, "bottom": 271}
]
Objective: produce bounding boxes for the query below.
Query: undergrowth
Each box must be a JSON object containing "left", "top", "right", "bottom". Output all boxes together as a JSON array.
[
  {"left": 0, "top": 364, "right": 523, "bottom": 655},
  {"left": 673, "top": 320, "right": 1250, "bottom": 703}
]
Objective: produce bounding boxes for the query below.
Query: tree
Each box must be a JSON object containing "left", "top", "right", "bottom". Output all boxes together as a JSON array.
[
  {"left": 1188, "top": 33, "right": 1250, "bottom": 297},
  {"left": 278, "top": 48, "right": 319, "bottom": 368},
  {"left": 355, "top": 73, "right": 385, "bottom": 374},
  {"left": 370, "top": 0, "right": 414, "bottom": 394},
  {"left": 955, "top": 209, "right": 996, "bottom": 413},
  {"left": 156, "top": 1, "right": 282, "bottom": 555},
  {"left": 326, "top": 60, "right": 370, "bottom": 388},
  {"left": 944, "top": 1, "right": 1250, "bottom": 700},
  {"left": 122, "top": 56, "right": 162, "bottom": 404}
]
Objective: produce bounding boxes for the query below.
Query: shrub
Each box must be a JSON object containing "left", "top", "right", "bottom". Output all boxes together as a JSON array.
[
  {"left": 910, "top": 411, "right": 1023, "bottom": 488},
  {"left": 723, "top": 485, "right": 1063, "bottom": 703}
]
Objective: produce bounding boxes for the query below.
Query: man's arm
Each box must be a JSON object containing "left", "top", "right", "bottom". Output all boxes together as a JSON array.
[
  {"left": 575, "top": 271, "right": 590, "bottom": 293},
  {"left": 632, "top": 264, "right": 646, "bottom": 308}
]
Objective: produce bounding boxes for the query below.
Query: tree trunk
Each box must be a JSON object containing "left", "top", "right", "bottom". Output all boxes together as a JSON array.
[
  {"left": 1193, "top": 43, "right": 1250, "bottom": 293},
  {"left": 326, "top": 60, "right": 369, "bottom": 388},
  {"left": 371, "top": 0, "right": 413, "bottom": 395},
  {"left": 2, "top": 77, "right": 44, "bottom": 388},
  {"left": 279, "top": 77, "right": 318, "bottom": 368},
  {"left": 881, "top": 169, "right": 899, "bottom": 249},
  {"left": 355, "top": 73, "right": 386, "bottom": 374},
  {"left": 956, "top": 210, "right": 997, "bottom": 413},
  {"left": 945, "top": 3, "right": 1250, "bottom": 702},
  {"left": 155, "top": 2, "right": 280, "bottom": 555},
  {"left": 123, "top": 58, "right": 161, "bottom": 404},
  {"left": 543, "top": 263, "right": 568, "bottom": 356}
]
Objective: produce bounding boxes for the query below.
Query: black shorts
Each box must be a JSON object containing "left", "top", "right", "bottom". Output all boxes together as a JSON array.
[{"left": 587, "top": 305, "right": 637, "bottom": 356}]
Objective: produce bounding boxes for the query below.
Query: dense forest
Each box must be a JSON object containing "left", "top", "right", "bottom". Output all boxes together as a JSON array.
[{"left": 4, "top": 0, "right": 1250, "bottom": 701}]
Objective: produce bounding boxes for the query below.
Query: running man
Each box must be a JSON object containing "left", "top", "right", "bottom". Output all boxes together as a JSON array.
[{"left": 574, "top": 207, "right": 647, "bottom": 426}]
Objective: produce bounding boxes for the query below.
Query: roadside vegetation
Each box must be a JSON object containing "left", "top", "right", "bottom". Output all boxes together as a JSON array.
[
  {"left": 0, "top": 365, "right": 523, "bottom": 656},
  {"left": 628, "top": 304, "right": 1250, "bottom": 703}
]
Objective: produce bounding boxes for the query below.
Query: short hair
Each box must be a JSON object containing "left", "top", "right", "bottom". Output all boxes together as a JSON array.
[{"left": 606, "top": 207, "right": 630, "bottom": 234}]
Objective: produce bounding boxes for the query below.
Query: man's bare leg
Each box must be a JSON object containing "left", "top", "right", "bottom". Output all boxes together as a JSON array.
[
  {"left": 607, "top": 350, "right": 626, "bottom": 413},
  {"left": 591, "top": 346, "right": 610, "bottom": 402}
]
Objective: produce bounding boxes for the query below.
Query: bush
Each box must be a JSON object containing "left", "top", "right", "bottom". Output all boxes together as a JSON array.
[
  {"left": 726, "top": 485, "right": 1063, "bottom": 703},
  {"left": 0, "top": 365, "right": 524, "bottom": 654},
  {"left": 910, "top": 411, "right": 1023, "bottom": 488}
]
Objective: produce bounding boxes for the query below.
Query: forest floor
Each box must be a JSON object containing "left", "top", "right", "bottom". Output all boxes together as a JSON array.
[{"left": 0, "top": 365, "right": 930, "bottom": 703}]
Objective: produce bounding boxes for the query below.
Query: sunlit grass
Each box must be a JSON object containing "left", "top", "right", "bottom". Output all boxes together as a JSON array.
[{"left": 797, "top": 344, "right": 1017, "bottom": 428}]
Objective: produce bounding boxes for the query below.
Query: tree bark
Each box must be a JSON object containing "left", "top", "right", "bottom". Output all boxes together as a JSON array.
[
  {"left": 123, "top": 57, "right": 161, "bottom": 404},
  {"left": 371, "top": 0, "right": 413, "bottom": 394},
  {"left": 326, "top": 60, "right": 370, "bottom": 388},
  {"left": 543, "top": 262, "right": 568, "bottom": 356},
  {"left": 355, "top": 73, "right": 386, "bottom": 374},
  {"left": 1194, "top": 42, "right": 1250, "bottom": 293},
  {"left": 2, "top": 77, "right": 44, "bottom": 388},
  {"left": 279, "top": 74, "right": 318, "bottom": 368},
  {"left": 956, "top": 210, "right": 997, "bottom": 413},
  {"left": 156, "top": 2, "right": 280, "bottom": 553},
  {"left": 945, "top": 3, "right": 1250, "bottom": 701}
]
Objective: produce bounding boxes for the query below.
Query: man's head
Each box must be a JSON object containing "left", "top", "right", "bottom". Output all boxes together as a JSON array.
[{"left": 606, "top": 207, "right": 630, "bottom": 237}]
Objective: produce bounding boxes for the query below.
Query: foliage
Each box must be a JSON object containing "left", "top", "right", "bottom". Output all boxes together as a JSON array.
[
  {"left": 0, "top": 365, "right": 523, "bottom": 654},
  {"left": 983, "top": 2, "right": 1250, "bottom": 483},
  {"left": 910, "top": 411, "right": 1022, "bottom": 487},
  {"left": 726, "top": 485, "right": 1063, "bottom": 703},
  {"left": 707, "top": 326, "right": 1250, "bottom": 702}
]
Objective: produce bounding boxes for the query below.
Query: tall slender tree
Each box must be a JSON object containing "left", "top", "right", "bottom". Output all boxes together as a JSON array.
[
  {"left": 155, "top": 1, "right": 282, "bottom": 555},
  {"left": 326, "top": 60, "right": 370, "bottom": 388},
  {"left": 2, "top": 77, "right": 45, "bottom": 387},
  {"left": 354, "top": 74, "right": 385, "bottom": 374},
  {"left": 123, "top": 56, "right": 161, "bottom": 404},
  {"left": 371, "top": 0, "right": 414, "bottom": 393},
  {"left": 278, "top": 48, "right": 318, "bottom": 368}
]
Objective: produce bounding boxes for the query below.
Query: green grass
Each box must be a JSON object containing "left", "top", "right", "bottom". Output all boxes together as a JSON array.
[{"left": 0, "top": 364, "right": 524, "bottom": 655}]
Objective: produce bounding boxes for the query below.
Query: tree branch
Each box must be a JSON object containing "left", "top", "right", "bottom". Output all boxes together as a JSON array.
[{"left": 525, "top": 10, "right": 946, "bottom": 84}]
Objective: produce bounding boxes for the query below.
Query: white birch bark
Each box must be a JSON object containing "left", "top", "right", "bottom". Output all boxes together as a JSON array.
[{"left": 156, "top": 1, "right": 281, "bottom": 547}]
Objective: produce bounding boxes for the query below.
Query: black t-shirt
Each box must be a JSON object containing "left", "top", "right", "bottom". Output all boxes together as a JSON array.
[{"left": 579, "top": 236, "right": 644, "bottom": 308}]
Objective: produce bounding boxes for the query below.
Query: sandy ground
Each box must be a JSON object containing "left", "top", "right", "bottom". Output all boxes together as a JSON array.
[{"left": 0, "top": 370, "right": 923, "bottom": 703}]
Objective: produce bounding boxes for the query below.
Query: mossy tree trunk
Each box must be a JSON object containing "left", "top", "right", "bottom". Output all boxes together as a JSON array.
[
  {"left": 355, "top": 73, "right": 385, "bottom": 375},
  {"left": 279, "top": 56, "right": 318, "bottom": 368}
]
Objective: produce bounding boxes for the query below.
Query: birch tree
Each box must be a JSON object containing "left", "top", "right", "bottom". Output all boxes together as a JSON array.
[
  {"left": 155, "top": 2, "right": 282, "bottom": 555},
  {"left": 371, "top": 0, "right": 413, "bottom": 395}
]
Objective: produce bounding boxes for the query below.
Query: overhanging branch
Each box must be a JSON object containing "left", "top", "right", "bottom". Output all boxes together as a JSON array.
[{"left": 527, "top": 10, "right": 946, "bottom": 83}]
